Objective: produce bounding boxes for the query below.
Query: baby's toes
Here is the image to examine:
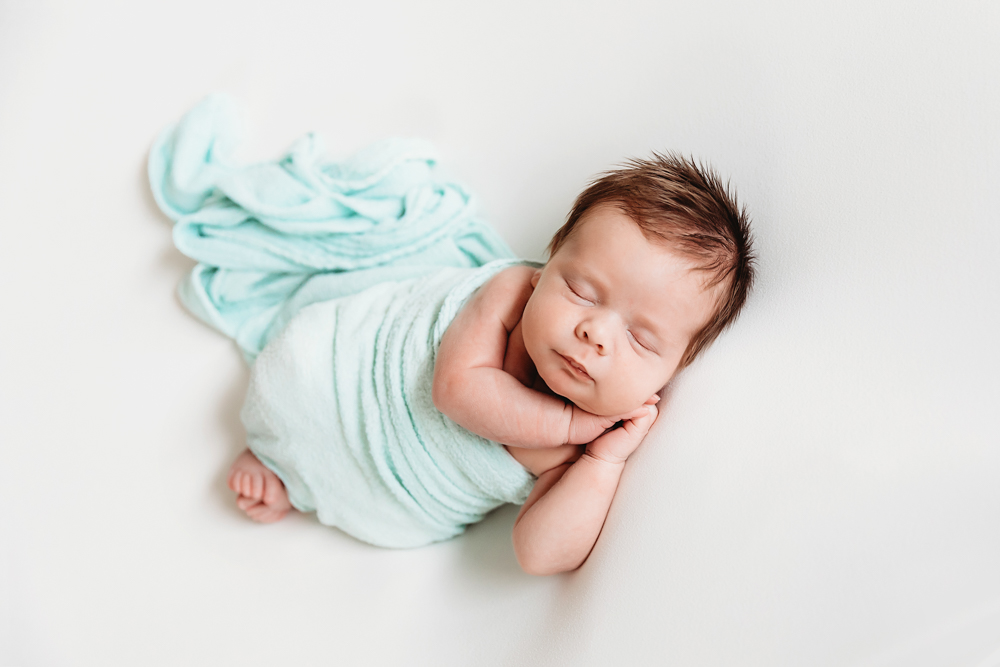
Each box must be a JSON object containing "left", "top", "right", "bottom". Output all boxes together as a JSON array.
[
  {"left": 246, "top": 503, "right": 285, "bottom": 523},
  {"left": 236, "top": 494, "right": 261, "bottom": 511},
  {"left": 239, "top": 473, "right": 250, "bottom": 497},
  {"left": 227, "top": 470, "right": 241, "bottom": 493},
  {"left": 245, "top": 504, "right": 271, "bottom": 521},
  {"left": 240, "top": 472, "right": 259, "bottom": 499},
  {"left": 251, "top": 471, "right": 264, "bottom": 499}
]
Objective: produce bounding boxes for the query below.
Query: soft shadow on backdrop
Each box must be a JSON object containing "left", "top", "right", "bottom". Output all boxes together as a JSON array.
[{"left": 1, "top": 1, "right": 998, "bottom": 665}]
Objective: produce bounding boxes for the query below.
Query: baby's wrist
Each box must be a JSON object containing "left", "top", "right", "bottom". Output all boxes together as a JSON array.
[
  {"left": 562, "top": 403, "right": 578, "bottom": 445},
  {"left": 580, "top": 448, "right": 628, "bottom": 469}
]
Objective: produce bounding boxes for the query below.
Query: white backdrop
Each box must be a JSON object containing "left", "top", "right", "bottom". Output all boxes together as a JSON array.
[{"left": 1, "top": 1, "right": 998, "bottom": 665}]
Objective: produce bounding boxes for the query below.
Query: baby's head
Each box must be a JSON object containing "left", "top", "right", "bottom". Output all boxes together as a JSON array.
[{"left": 521, "top": 153, "right": 756, "bottom": 416}]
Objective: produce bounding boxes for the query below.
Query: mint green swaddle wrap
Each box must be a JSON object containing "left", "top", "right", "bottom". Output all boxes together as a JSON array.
[
  {"left": 243, "top": 263, "right": 534, "bottom": 547},
  {"left": 150, "top": 95, "right": 535, "bottom": 547}
]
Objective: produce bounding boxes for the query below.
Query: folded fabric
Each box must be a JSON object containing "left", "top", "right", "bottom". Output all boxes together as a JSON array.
[
  {"left": 150, "top": 95, "right": 535, "bottom": 547},
  {"left": 243, "top": 263, "right": 535, "bottom": 547},
  {"left": 149, "top": 93, "right": 516, "bottom": 362}
]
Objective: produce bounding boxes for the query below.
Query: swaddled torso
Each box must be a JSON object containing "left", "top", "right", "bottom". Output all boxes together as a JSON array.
[
  {"left": 242, "top": 260, "right": 536, "bottom": 548},
  {"left": 149, "top": 96, "right": 539, "bottom": 547}
]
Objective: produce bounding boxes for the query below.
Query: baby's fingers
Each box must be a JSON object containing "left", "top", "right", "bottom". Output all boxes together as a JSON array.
[
  {"left": 618, "top": 402, "right": 656, "bottom": 422},
  {"left": 588, "top": 404, "right": 659, "bottom": 464},
  {"left": 622, "top": 403, "right": 658, "bottom": 436}
]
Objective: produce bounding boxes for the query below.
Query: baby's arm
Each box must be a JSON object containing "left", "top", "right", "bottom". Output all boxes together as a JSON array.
[
  {"left": 512, "top": 403, "right": 658, "bottom": 575},
  {"left": 433, "top": 266, "right": 635, "bottom": 448}
]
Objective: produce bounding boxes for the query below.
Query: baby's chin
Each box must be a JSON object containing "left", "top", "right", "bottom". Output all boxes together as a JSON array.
[
  {"left": 535, "top": 363, "right": 650, "bottom": 416},
  {"left": 559, "top": 391, "right": 644, "bottom": 418}
]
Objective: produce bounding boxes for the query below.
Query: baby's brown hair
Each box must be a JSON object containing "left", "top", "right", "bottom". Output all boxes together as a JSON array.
[{"left": 547, "top": 153, "right": 756, "bottom": 369}]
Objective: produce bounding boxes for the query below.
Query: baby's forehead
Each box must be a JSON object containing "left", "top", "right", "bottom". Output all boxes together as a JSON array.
[
  {"left": 558, "top": 211, "right": 676, "bottom": 253},
  {"left": 558, "top": 232, "right": 704, "bottom": 278}
]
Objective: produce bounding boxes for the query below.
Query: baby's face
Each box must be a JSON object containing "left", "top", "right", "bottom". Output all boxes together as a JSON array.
[{"left": 522, "top": 203, "right": 718, "bottom": 416}]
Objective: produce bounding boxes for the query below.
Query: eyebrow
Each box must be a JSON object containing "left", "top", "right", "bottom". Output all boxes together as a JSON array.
[
  {"left": 567, "top": 266, "right": 607, "bottom": 298},
  {"left": 563, "top": 268, "right": 608, "bottom": 302}
]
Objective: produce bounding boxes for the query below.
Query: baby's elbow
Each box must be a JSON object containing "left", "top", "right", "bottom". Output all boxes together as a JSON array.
[
  {"left": 517, "top": 555, "right": 561, "bottom": 577},
  {"left": 513, "top": 531, "right": 582, "bottom": 576},
  {"left": 515, "top": 549, "right": 580, "bottom": 576}
]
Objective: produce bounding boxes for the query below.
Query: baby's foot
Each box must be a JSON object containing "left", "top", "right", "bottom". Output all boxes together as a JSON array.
[{"left": 227, "top": 449, "right": 292, "bottom": 523}]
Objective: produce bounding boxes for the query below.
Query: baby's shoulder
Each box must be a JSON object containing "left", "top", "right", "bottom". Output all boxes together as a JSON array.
[
  {"left": 446, "top": 264, "right": 537, "bottom": 343},
  {"left": 485, "top": 263, "right": 536, "bottom": 291},
  {"left": 462, "top": 264, "right": 537, "bottom": 329},
  {"left": 474, "top": 264, "right": 537, "bottom": 310}
]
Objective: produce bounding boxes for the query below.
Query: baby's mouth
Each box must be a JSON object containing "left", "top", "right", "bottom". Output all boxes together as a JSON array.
[{"left": 559, "top": 353, "right": 593, "bottom": 381}]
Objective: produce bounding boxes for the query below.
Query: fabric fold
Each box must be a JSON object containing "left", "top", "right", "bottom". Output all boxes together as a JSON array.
[
  {"left": 149, "top": 93, "right": 516, "bottom": 360},
  {"left": 150, "top": 95, "right": 535, "bottom": 547}
]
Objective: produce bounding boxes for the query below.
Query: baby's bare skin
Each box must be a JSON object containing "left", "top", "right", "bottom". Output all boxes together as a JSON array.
[
  {"left": 229, "top": 204, "right": 718, "bottom": 571},
  {"left": 435, "top": 204, "right": 719, "bottom": 574},
  {"left": 228, "top": 450, "right": 291, "bottom": 523}
]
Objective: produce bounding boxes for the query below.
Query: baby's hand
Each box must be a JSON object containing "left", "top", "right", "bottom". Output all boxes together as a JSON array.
[
  {"left": 584, "top": 402, "right": 659, "bottom": 465},
  {"left": 565, "top": 394, "right": 660, "bottom": 445}
]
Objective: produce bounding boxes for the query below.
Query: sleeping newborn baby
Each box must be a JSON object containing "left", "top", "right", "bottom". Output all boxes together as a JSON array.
[{"left": 225, "top": 155, "right": 755, "bottom": 575}]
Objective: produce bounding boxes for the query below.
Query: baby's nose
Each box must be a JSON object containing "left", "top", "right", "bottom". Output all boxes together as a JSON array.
[{"left": 577, "top": 320, "right": 609, "bottom": 353}]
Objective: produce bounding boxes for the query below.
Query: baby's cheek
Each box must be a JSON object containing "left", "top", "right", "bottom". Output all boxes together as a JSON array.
[
  {"left": 590, "top": 382, "right": 627, "bottom": 416},
  {"left": 602, "top": 368, "right": 651, "bottom": 414}
]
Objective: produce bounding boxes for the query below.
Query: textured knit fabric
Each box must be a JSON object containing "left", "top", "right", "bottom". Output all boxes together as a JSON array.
[
  {"left": 149, "top": 93, "right": 516, "bottom": 362},
  {"left": 150, "top": 95, "right": 535, "bottom": 547},
  {"left": 242, "top": 263, "right": 535, "bottom": 547}
]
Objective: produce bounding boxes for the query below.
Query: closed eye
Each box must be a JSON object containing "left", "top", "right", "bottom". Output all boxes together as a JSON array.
[
  {"left": 566, "top": 280, "right": 594, "bottom": 304},
  {"left": 628, "top": 330, "right": 654, "bottom": 353}
]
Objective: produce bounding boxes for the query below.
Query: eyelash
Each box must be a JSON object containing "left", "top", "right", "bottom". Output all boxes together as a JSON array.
[
  {"left": 567, "top": 282, "right": 594, "bottom": 304},
  {"left": 627, "top": 330, "right": 650, "bottom": 351}
]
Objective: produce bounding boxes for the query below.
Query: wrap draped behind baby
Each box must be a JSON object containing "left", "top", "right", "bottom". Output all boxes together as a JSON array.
[
  {"left": 149, "top": 93, "right": 516, "bottom": 362},
  {"left": 149, "top": 95, "right": 535, "bottom": 547}
]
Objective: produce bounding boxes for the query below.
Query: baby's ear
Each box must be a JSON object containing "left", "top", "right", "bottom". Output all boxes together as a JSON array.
[{"left": 530, "top": 269, "right": 542, "bottom": 288}]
